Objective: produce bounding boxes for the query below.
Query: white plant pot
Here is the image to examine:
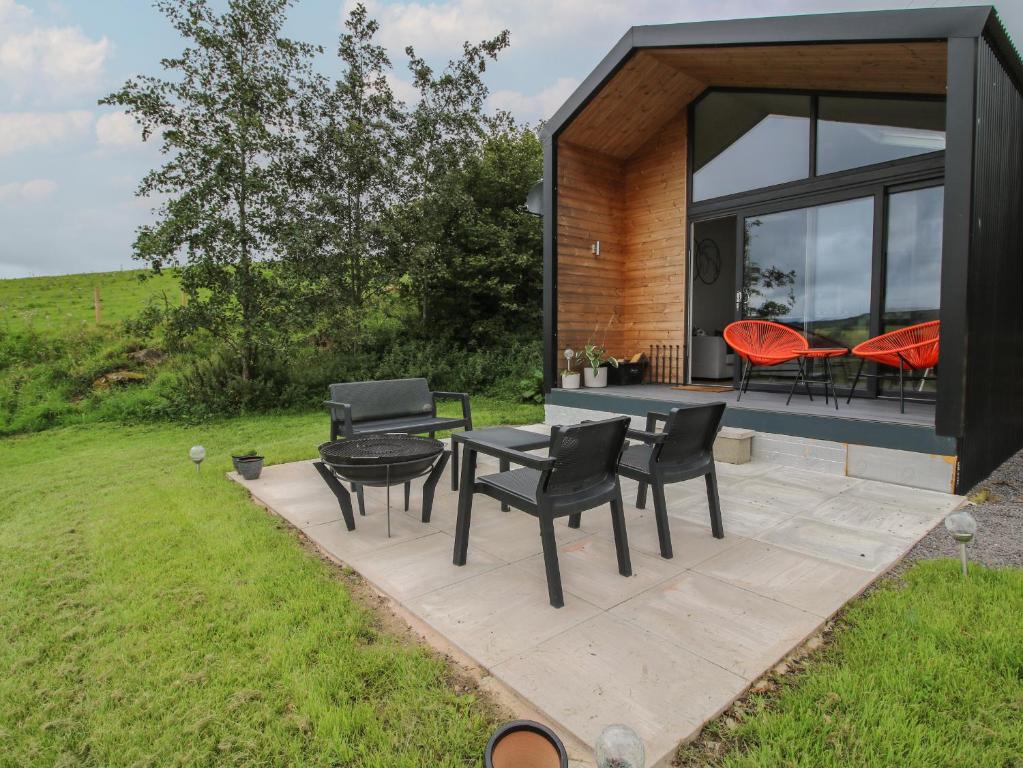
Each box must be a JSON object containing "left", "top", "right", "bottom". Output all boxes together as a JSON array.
[
  {"left": 583, "top": 366, "right": 608, "bottom": 388},
  {"left": 561, "top": 371, "right": 581, "bottom": 389}
]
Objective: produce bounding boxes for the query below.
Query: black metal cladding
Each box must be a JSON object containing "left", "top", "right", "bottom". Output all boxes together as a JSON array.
[{"left": 957, "top": 34, "right": 1023, "bottom": 492}]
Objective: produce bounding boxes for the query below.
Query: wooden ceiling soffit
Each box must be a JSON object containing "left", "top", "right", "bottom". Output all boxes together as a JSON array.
[
  {"left": 559, "top": 52, "right": 705, "bottom": 159},
  {"left": 648, "top": 41, "right": 947, "bottom": 95}
]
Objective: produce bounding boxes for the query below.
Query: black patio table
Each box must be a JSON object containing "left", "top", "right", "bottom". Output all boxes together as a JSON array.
[
  {"left": 452, "top": 427, "right": 552, "bottom": 512},
  {"left": 314, "top": 434, "right": 449, "bottom": 536}
]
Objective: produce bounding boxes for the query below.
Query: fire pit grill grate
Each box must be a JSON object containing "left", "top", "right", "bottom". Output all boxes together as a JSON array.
[{"left": 318, "top": 435, "right": 443, "bottom": 465}]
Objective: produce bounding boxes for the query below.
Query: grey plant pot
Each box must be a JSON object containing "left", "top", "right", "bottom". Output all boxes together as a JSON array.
[{"left": 235, "top": 457, "right": 264, "bottom": 480}]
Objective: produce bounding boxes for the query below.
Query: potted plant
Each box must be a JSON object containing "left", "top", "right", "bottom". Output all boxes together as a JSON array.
[
  {"left": 582, "top": 317, "right": 619, "bottom": 388},
  {"left": 561, "top": 348, "right": 580, "bottom": 389},
  {"left": 232, "top": 449, "right": 264, "bottom": 480}
]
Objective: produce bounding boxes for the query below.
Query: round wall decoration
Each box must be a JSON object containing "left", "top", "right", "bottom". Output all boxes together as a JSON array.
[{"left": 696, "top": 238, "right": 722, "bottom": 285}]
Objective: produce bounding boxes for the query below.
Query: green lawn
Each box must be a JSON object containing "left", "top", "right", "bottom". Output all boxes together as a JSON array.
[
  {"left": 0, "top": 398, "right": 541, "bottom": 767},
  {"left": 679, "top": 560, "right": 1023, "bottom": 767},
  {"left": 0, "top": 269, "right": 180, "bottom": 335}
]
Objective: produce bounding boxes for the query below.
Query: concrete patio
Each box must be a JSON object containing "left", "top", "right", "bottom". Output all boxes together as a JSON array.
[{"left": 231, "top": 424, "right": 964, "bottom": 767}]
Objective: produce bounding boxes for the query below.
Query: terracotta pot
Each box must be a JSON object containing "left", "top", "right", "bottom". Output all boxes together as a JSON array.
[
  {"left": 561, "top": 371, "right": 581, "bottom": 389},
  {"left": 485, "top": 721, "right": 568, "bottom": 768},
  {"left": 583, "top": 366, "right": 608, "bottom": 388}
]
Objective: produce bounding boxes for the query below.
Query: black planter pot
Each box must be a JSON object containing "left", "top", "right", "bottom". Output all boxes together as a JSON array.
[
  {"left": 485, "top": 720, "right": 568, "bottom": 768},
  {"left": 234, "top": 456, "right": 264, "bottom": 480}
]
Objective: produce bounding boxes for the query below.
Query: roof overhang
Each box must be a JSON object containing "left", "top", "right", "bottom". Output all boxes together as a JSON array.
[{"left": 542, "top": 5, "right": 1016, "bottom": 147}]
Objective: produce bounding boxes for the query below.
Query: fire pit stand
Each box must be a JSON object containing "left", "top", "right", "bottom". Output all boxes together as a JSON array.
[{"left": 313, "top": 435, "right": 449, "bottom": 536}]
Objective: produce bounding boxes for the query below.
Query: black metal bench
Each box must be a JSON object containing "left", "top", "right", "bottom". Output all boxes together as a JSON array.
[{"left": 325, "top": 378, "right": 472, "bottom": 497}]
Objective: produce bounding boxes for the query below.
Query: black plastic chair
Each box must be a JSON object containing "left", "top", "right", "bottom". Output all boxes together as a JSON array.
[
  {"left": 617, "top": 404, "right": 726, "bottom": 559},
  {"left": 453, "top": 416, "right": 632, "bottom": 608}
]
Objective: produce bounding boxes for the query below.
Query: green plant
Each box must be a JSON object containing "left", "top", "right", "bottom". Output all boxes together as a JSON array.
[
  {"left": 582, "top": 316, "right": 620, "bottom": 374},
  {"left": 232, "top": 448, "right": 260, "bottom": 458},
  {"left": 517, "top": 366, "right": 544, "bottom": 404}
]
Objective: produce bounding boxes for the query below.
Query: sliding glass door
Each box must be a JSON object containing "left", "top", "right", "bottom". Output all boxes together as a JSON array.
[{"left": 741, "top": 197, "right": 874, "bottom": 386}]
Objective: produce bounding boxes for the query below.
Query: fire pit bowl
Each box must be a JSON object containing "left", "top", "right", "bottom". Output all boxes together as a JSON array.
[
  {"left": 318, "top": 435, "right": 444, "bottom": 486},
  {"left": 314, "top": 434, "right": 450, "bottom": 536}
]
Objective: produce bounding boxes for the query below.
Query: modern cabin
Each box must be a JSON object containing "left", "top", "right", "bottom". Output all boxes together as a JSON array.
[{"left": 540, "top": 6, "right": 1023, "bottom": 494}]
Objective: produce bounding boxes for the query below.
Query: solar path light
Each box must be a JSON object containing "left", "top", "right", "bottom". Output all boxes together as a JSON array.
[{"left": 944, "top": 509, "right": 977, "bottom": 577}]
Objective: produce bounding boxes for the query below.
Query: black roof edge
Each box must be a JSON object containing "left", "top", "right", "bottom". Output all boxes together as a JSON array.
[
  {"left": 983, "top": 9, "right": 1023, "bottom": 90},
  {"left": 541, "top": 5, "right": 1000, "bottom": 141}
]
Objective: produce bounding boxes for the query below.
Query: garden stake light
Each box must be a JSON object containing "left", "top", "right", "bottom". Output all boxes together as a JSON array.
[
  {"left": 595, "top": 724, "right": 645, "bottom": 768},
  {"left": 944, "top": 509, "right": 977, "bottom": 577},
  {"left": 189, "top": 445, "right": 206, "bottom": 472}
]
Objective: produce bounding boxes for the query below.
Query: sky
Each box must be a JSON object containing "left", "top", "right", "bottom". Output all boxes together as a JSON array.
[{"left": 1, "top": 0, "right": 1020, "bottom": 279}]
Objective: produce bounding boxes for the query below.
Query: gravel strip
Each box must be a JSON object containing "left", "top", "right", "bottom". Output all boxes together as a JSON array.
[{"left": 899, "top": 447, "right": 1023, "bottom": 570}]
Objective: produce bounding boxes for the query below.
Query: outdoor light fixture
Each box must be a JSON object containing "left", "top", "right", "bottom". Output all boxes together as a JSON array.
[
  {"left": 189, "top": 445, "right": 206, "bottom": 472},
  {"left": 564, "top": 348, "right": 575, "bottom": 365},
  {"left": 595, "top": 724, "right": 645, "bottom": 768},
  {"left": 944, "top": 509, "right": 977, "bottom": 577}
]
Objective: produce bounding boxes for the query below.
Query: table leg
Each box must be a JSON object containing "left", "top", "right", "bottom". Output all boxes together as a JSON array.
[
  {"left": 453, "top": 448, "right": 476, "bottom": 566},
  {"left": 422, "top": 450, "right": 450, "bottom": 523},
  {"left": 313, "top": 461, "right": 356, "bottom": 531},
  {"left": 499, "top": 457, "right": 510, "bottom": 511}
]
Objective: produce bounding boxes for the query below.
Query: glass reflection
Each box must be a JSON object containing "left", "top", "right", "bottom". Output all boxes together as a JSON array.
[
  {"left": 693, "top": 92, "right": 810, "bottom": 201},
  {"left": 817, "top": 97, "right": 945, "bottom": 175},
  {"left": 743, "top": 197, "right": 874, "bottom": 385}
]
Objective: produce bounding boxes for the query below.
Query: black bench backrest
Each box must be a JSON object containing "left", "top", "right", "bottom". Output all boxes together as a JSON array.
[{"left": 329, "top": 378, "right": 434, "bottom": 423}]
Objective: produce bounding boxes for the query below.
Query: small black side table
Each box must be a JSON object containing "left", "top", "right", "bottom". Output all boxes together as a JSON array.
[{"left": 452, "top": 427, "right": 552, "bottom": 511}]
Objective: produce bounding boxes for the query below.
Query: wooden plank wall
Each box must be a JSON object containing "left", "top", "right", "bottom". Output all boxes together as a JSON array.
[
  {"left": 621, "top": 111, "right": 687, "bottom": 360},
  {"left": 555, "top": 141, "right": 626, "bottom": 361},
  {"left": 555, "top": 114, "right": 688, "bottom": 372}
]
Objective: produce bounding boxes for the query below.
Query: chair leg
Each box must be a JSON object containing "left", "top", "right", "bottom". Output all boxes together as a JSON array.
[
  {"left": 355, "top": 483, "right": 366, "bottom": 516},
  {"left": 636, "top": 481, "right": 648, "bottom": 510},
  {"left": 899, "top": 363, "right": 905, "bottom": 414},
  {"left": 847, "top": 358, "right": 865, "bottom": 404},
  {"left": 705, "top": 467, "right": 724, "bottom": 539},
  {"left": 451, "top": 441, "right": 459, "bottom": 491},
  {"left": 500, "top": 458, "right": 510, "bottom": 512},
  {"left": 404, "top": 481, "right": 411, "bottom": 512},
  {"left": 650, "top": 480, "right": 673, "bottom": 559},
  {"left": 452, "top": 450, "right": 476, "bottom": 566},
  {"left": 737, "top": 361, "right": 751, "bottom": 402},
  {"left": 825, "top": 358, "right": 838, "bottom": 411},
  {"left": 568, "top": 513, "right": 582, "bottom": 529},
  {"left": 786, "top": 358, "right": 804, "bottom": 406},
  {"left": 538, "top": 516, "right": 564, "bottom": 608},
  {"left": 609, "top": 489, "right": 633, "bottom": 577}
]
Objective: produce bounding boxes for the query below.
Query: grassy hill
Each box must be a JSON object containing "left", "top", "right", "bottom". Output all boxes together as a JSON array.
[{"left": 0, "top": 269, "right": 181, "bottom": 336}]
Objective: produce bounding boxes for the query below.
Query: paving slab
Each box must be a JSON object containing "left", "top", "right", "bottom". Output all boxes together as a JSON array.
[
  {"left": 231, "top": 424, "right": 964, "bottom": 767},
  {"left": 611, "top": 571, "right": 823, "bottom": 678},
  {"left": 757, "top": 516, "right": 909, "bottom": 571},
  {"left": 513, "top": 534, "right": 685, "bottom": 610},
  {"left": 353, "top": 531, "right": 506, "bottom": 601},
  {"left": 693, "top": 538, "right": 876, "bottom": 617},
  {"left": 492, "top": 613, "right": 748, "bottom": 762},
  {"left": 408, "top": 565, "right": 602, "bottom": 666}
]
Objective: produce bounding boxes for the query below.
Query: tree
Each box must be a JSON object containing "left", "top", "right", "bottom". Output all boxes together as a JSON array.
[
  {"left": 401, "top": 121, "right": 543, "bottom": 347},
  {"left": 288, "top": 3, "right": 404, "bottom": 350},
  {"left": 390, "top": 30, "right": 512, "bottom": 329},
  {"left": 101, "top": 0, "right": 318, "bottom": 381}
]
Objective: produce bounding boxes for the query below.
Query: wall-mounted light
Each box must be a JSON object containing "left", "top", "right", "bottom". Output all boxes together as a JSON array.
[{"left": 591, "top": 241, "right": 601, "bottom": 257}]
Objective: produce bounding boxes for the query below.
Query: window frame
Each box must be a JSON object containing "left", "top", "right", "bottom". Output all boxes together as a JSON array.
[{"left": 687, "top": 87, "right": 947, "bottom": 217}]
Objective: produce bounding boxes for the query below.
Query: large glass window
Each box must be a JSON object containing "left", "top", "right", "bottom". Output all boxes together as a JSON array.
[
  {"left": 693, "top": 92, "right": 811, "bottom": 202},
  {"left": 884, "top": 185, "right": 944, "bottom": 330},
  {"left": 817, "top": 97, "right": 945, "bottom": 176},
  {"left": 743, "top": 197, "right": 874, "bottom": 383}
]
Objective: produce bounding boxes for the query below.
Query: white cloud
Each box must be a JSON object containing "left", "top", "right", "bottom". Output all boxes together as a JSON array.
[
  {"left": 96, "top": 110, "right": 143, "bottom": 148},
  {"left": 0, "top": 0, "right": 110, "bottom": 104},
  {"left": 350, "top": 0, "right": 504, "bottom": 58},
  {"left": 0, "top": 178, "right": 57, "bottom": 201},
  {"left": 489, "top": 76, "right": 580, "bottom": 122},
  {"left": 0, "top": 110, "right": 93, "bottom": 154},
  {"left": 385, "top": 72, "right": 420, "bottom": 106}
]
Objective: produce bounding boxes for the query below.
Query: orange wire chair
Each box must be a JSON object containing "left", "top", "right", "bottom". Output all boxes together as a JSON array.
[
  {"left": 846, "top": 320, "right": 940, "bottom": 413},
  {"left": 723, "top": 320, "right": 808, "bottom": 402}
]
